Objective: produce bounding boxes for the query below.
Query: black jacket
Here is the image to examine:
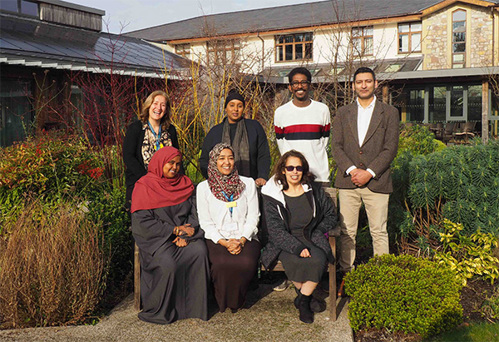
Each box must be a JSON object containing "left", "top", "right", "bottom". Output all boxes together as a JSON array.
[
  {"left": 199, "top": 118, "right": 271, "bottom": 180},
  {"left": 260, "top": 178, "right": 337, "bottom": 270},
  {"left": 123, "top": 120, "right": 180, "bottom": 201}
]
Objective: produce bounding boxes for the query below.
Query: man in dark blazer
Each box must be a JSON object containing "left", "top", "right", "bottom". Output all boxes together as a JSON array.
[{"left": 331, "top": 67, "right": 399, "bottom": 279}]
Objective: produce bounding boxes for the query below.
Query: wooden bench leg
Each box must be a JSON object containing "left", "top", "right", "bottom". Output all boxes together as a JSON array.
[
  {"left": 328, "top": 236, "right": 337, "bottom": 321},
  {"left": 134, "top": 243, "right": 141, "bottom": 311}
]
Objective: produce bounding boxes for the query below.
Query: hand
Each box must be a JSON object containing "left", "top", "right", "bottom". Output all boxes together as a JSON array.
[
  {"left": 255, "top": 178, "right": 267, "bottom": 187},
  {"left": 177, "top": 224, "right": 194, "bottom": 237},
  {"left": 350, "top": 169, "right": 373, "bottom": 187},
  {"left": 173, "top": 236, "right": 188, "bottom": 247},
  {"left": 227, "top": 239, "right": 242, "bottom": 255},
  {"left": 300, "top": 248, "right": 311, "bottom": 258}
]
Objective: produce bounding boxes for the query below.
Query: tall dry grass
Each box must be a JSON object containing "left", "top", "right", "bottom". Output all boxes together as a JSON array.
[{"left": 0, "top": 201, "right": 107, "bottom": 328}]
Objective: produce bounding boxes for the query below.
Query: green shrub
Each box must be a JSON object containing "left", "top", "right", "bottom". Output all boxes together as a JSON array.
[
  {"left": 0, "top": 132, "right": 132, "bottom": 317},
  {"left": 389, "top": 125, "right": 446, "bottom": 250},
  {"left": 434, "top": 219, "right": 499, "bottom": 286},
  {"left": 401, "top": 140, "right": 499, "bottom": 254},
  {"left": 345, "top": 254, "right": 463, "bottom": 338}
]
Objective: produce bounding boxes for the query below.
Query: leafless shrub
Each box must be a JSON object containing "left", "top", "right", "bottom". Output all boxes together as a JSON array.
[{"left": 0, "top": 200, "right": 107, "bottom": 328}]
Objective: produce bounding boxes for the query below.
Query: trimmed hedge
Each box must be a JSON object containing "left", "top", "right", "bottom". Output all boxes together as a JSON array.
[{"left": 345, "top": 254, "right": 463, "bottom": 338}]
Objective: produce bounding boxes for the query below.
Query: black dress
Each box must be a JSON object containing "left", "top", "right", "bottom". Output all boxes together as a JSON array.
[
  {"left": 278, "top": 193, "right": 327, "bottom": 283},
  {"left": 131, "top": 196, "right": 209, "bottom": 324}
]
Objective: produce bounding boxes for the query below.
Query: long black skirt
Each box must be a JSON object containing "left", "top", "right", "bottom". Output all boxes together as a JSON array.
[
  {"left": 138, "top": 238, "right": 210, "bottom": 324},
  {"left": 206, "top": 239, "right": 261, "bottom": 312}
]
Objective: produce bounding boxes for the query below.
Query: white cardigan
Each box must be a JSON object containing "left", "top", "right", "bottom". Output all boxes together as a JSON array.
[{"left": 196, "top": 176, "right": 259, "bottom": 243}]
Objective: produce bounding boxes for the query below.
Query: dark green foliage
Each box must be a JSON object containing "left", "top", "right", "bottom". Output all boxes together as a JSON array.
[
  {"left": 388, "top": 125, "right": 446, "bottom": 249},
  {"left": 345, "top": 254, "right": 463, "bottom": 338},
  {"left": 407, "top": 140, "right": 499, "bottom": 236}
]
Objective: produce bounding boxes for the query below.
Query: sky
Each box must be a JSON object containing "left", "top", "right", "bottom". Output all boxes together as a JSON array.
[{"left": 69, "top": 0, "right": 326, "bottom": 34}]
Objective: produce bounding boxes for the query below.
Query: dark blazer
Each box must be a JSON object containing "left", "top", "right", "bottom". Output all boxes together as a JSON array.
[
  {"left": 199, "top": 118, "right": 271, "bottom": 180},
  {"left": 331, "top": 100, "right": 399, "bottom": 194},
  {"left": 123, "top": 120, "right": 180, "bottom": 203}
]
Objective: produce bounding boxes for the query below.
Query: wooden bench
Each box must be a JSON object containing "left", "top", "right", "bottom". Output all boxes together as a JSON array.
[{"left": 134, "top": 187, "right": 341, "bottom": 321}]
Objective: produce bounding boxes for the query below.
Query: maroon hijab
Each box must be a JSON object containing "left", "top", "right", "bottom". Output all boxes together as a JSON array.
[{"left": 131, "top": 146, "right": 194, "bottom": 213}]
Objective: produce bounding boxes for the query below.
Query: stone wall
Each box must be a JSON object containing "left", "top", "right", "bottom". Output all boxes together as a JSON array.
[
  {"left": 469, "top": 7, "right": 493, "bottom": 68},
  {"left": 423, "top": 8, "right": 448, "bottom": 70},
  {"left": 423, "top": 5, "right": 494, "bottom": 70}
]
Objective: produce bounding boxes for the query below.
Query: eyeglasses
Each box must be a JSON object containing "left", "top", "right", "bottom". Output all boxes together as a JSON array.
[
  {"left": 284, "top": 165, "right": 304, "bottom": 172},
  {"left": 290, "top": 80, "right": 310, "bottom": 88}
]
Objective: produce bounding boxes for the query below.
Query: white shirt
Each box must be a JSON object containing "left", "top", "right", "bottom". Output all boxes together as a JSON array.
[
  {"left": 196, "top": 176, "right": 259, "bottom": 243},
  {"left": 346, "top": 95, "right": 377, "bottom": 177}
]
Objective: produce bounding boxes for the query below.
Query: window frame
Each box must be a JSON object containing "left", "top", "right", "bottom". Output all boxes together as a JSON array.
[
  {"left": 398, "top": 22, "right": 422, "bottom": 54},
  {"left": 206, "top": 39, "right": 241, "bottom": 64},
  {"left": 452, "top": 9, "right": 466, "bottom": 68},
  {"left": 274, "top": 32, "right": 313, "bottom": 63},
  {"left": 351, "top": 26, "right": 373, "bottom": 57},
  {"left": 174, "top": 44, "right": 191, "bottom": 59}
]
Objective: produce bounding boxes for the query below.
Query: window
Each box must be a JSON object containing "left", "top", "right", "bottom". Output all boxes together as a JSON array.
[
  {"left": 275, "top": 33, "right": 313, "bottom": 62},
  {"left": 175, "top": 44, "right": 190, "bottom": 58},
  {"left": 452, "top": 10, "right": 466, "bottom": 68},
  {"left": 206, "top": 40, "right": 240, "bottom": 64},
  {"left": 0, "top": 0, "right": 38, "bottom": 16},
  {"left": 398, "top": 22, "right": 421, "bottom": 53},
  {"left": 352, "top": 26, "right": 373, "bottom": 56}
]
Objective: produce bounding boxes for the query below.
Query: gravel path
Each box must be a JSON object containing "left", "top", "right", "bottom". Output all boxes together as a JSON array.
[{"left": 0, "top": 284, "right": 353, "bottom": 342}]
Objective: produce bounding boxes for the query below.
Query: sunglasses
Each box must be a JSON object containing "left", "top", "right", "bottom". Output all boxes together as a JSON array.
[{"left": 284, "top": 165, "right": 304, "bottom": 172}]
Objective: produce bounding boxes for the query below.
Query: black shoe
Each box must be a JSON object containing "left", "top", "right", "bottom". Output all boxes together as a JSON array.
[{"left": 297, "top": 293, "right": 314, "bottom": 324}]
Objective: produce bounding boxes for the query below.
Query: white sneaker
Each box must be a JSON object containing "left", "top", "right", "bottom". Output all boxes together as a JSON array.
[{"left": 273, "top": 279, "right": 292, "bottom": 291}]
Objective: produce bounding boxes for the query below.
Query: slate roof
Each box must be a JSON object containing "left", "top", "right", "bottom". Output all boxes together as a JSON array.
[
  {"left": 0, "top": 13, "right": 189, "bottom": 77},
  {"left": 126, "top": 0, "right": 499, "bottom": 42}
]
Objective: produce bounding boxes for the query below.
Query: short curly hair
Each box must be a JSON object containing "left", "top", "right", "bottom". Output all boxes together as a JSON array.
[
  {"left": 139, "top": 90, "right": 171, "bottom": 129},
  {"left": 272, "top": 150, "right": 316, "bottom": 190}
]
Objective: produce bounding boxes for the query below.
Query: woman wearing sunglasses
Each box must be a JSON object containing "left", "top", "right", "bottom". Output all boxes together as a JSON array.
[{"left": 260, "top": 150, "right": 337, "bottom": 324}]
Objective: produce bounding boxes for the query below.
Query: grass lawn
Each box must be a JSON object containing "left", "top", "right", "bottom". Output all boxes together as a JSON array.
[{"left": 426, "top": 322, "right": 499, "bottom": 342}]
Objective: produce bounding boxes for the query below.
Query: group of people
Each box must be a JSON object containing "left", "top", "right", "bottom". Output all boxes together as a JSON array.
[{"left": 123, "top": 66, "right": 400, "bottom": 325}]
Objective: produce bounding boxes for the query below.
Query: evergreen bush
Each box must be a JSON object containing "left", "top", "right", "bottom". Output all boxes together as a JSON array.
[
  {"left": 345, "top": 254, "right": 463, "bottom": 338},
  {"left": 405, "top": 140, "right": 499, "bottom": 242}
]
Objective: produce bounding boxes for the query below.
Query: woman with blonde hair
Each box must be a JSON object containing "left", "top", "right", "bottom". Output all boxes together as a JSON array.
[{"left": 123, "top": 90, "right": 181, "bottom": 211}]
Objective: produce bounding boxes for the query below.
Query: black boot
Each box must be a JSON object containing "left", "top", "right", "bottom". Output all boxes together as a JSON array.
[
  {"left": 297, "top": 293, "right": 314, "bottom": 324},
  {"left": 294, "top": 287, "right": 325, "bottom": 313}
]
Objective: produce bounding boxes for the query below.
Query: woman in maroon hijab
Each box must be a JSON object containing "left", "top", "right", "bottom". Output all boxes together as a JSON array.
[{"left": 131, "top": 146, "right": 209, "bottom": 324}]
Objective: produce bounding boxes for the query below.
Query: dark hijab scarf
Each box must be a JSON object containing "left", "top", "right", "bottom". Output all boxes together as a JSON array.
[
  {"left": 131, "top": 146, "right": 194, "bottom": 213},
  {"left": 207, "top": 143, "right": 245, "bottom": 202},
  {"left": 221, "top": 89, "right": 251, "bottom": 177}
]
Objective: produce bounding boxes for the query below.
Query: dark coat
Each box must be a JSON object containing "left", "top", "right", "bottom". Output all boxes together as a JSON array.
[
  {"left": 260, "top": 179, "right": 337, "bottom": 270},
  {"left": 123, "top": 120, "right": 180, "bottom": 203},
  {"left": 331, "top": 100, "right": 399, "bottom": 193},
  {"left": 199, "top": 118, "right": 271, "bottom": 180}
]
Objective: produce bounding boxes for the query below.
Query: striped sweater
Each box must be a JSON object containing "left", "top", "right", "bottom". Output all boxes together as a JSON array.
[{"left": 274, "top": 100, "right": 331, "bottom": 181}]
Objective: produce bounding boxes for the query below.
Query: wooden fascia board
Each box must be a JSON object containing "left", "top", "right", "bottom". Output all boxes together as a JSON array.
[
  {"left": 421, "top": 0, "right": 497, "bottom": 16},
  {"left": 164, "top": 14, "right": 423, "bottom": 45}
]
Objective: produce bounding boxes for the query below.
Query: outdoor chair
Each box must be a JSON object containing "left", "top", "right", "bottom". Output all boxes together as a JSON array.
[
  {"left": 429, "top": 123, "right": 444, "bottom": 140},
  {"left": 442, "top": 122, "right": 457, "bottom": 144},
  {"left": 453, "top": 122, "right": 476, "bottom": 143}
]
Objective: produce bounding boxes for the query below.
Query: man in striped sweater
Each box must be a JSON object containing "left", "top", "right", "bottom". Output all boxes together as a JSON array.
[{"left": 274, "top": 67, "right": 331, "bottom": 184}]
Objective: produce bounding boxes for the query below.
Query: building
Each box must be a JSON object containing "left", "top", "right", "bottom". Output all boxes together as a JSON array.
[
  {"left": 127, "top": 0, "right": 499, "bottom": 140},
  {"left": 0, "top": 0, "right": 188, "bottom": 147}
]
